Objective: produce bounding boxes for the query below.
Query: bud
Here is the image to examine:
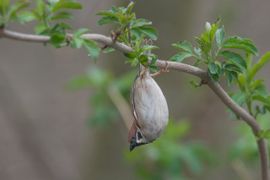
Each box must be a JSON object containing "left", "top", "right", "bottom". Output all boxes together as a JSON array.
[{"left": 205, "top": 22, "right": 211, "bottom": 32}]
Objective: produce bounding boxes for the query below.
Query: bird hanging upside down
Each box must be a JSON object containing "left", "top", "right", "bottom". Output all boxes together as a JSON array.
[{"left": 128, "top": 65, "right": 169, "bottom": 151}]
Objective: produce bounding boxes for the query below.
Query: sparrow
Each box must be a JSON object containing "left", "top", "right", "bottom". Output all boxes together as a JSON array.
[{"left": 128, "top": 65, "right": 169, "bottom": 151}]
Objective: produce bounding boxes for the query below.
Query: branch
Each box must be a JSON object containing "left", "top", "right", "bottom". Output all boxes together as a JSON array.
[
  {"left": 0, "top": 28, "right": 269, "bottom": 180},
  {"left": 107, "top": 85, "right": 133, "bottom": 130}
]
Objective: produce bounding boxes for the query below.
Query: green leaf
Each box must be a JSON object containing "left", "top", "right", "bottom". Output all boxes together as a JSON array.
[
  {"left": 96, "top": 8, "right": 123, "bottom": 26},
  {"left": 148, "top": 54, "right": 158, "bottom": 68},
  {"left": 70, "top": 28, "right": 89, "bottom": 48},
  {"left": 252, "top": 95, "right": 270, "bottom": 106},
  {"left": 251, "top": 80, "right": 269, "bottom": 97},
  {"left": 139, "top": 54, "right": 148, "bottom": 66},
  {"left": 130, "top": 18, "right": 152, "bottom": 28},
  {"left": 34, "top": 23, "right": 48, "bottom": 34},
  {"left": 0, "top": 17, "right": 4, "bottom": 26},
  {"left": 51, "top": 22, "right": 72, "bottom": 31},
  {"left": 52, "top": 0, "right": 82, "bottom": 12},
  {"left": 32, "top": 0, "right": 46, "bottom": 21},
  {"left": 102, "top": 47, "right": 115, "bottom": 54},
  {"left": 249, "top": 52, "right": 270, "bottom": 80},
  {"left": 132, "top": 26, "right": 158, "bottom": 40},
  {"left": 224, "top": 63, "right": 242, "bottom": 73},
  {"left": 73, "top": 28, "right": 88, "bottom": 37},
  {"left": 172, "top": 41, "right": 193, "bottom": 53},
  {"left": 208, "top": 62, "right": 219, "bottom": 74},
  {"left": 7, "top": 0, "right": 30, "bottom": 21},
  {"left": 97, "top": 11, "right": 117, "bottom": 17},
  {"left": 193, "top": 47, "right": 202, "bottom": 58},
  {"left": 50, "top": 11, "right": 73, "bottom": 20},
  {"left": 70, "top": 37, "right": 84, "bottom": 48},
  {"left": 209, "top": 21, "right": 219, "bottom": 42},
  {"left": 208, "top": 62, "right": 221, "bottom": 81},
  {"left": 215, "top": 26, "right": 225, "bottom": 48},
  {"left": 170, "top": 52, "right": 193, "bottom": 62},
  {"left": 0, "top": 0, "right": 10, "bottom": 16},
  {"left": 225, "top": 71, "right": 238, "bottom": 84},
  {"left": 223, "top": 36, "right": 258, "bottom": 55},
  {"left": 258, "top": 129, "right": 270, "bottom": 139},
  {"left": 50, "top": 33, "right": 66, "bottom": 47},
  {"left": 219, "top": 50, "right": 246, "bottom": 70},
  {"left": 124, "top": 51, "right": 138, "bottom": 59},
  {"left": 142, "top": 45, "right": 159, "bottom": 51},
  {"left": 17, "top": 11, "right": 36, "bottom": 23},
  {"left": 195, "top": 35, "right": 211, "bottom": 57},
  {"left": 83, "top": 40, "right": 100, "bottom": 59},
  {"left": 97, "top": 15, "right": 118, "bottom": 25},
  {"left": 125, "top": 1, "right": 135, "bottom": 14},
  {"left": 231, "top": 91, "right": 246, "bottom": 106}
]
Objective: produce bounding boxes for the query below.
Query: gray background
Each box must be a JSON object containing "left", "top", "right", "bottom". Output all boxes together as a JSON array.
[{"left": 0, "top": 0, "right": 270, "bottom": 179}]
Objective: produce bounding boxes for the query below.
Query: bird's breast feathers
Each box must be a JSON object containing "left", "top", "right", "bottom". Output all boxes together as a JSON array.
[{"left": 133, "top": 75, "right": 169, "bottom": 141}]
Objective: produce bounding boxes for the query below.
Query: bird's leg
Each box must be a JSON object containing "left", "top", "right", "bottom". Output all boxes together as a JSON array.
[
  {"left": 139, "top": 65, "right": 149, "bottom": 79},
  {"left": 151, "top": 61, "right": 169, "bottom": 77}
]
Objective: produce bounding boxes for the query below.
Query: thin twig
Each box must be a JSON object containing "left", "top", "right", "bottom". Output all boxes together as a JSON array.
[
  {"left": 107, "top": 86, "right": 133, "bottom": 130},
  {"left": 1, "top": 28, "right": 269, "bottom": 180}
]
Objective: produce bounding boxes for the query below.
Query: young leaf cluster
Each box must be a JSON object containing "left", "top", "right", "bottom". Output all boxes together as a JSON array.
[
  {"left": 97, "top": 2, "right": 158, "bottom": 67},
  {"left": 171, "top": 21, "right": 270, "bottom": 135},
  {"left": 0, "top": 0, "right": 101, "bottom": 59},
  {"left": 97, "top": 2, "right": 157, "bottom": 42},
  {"left": 70, "top": 28, "right": 100, "bottom": 59},
  {"left": 0, "top": 0, "right": 30, "bottom": 26},
  {"left": 232, "top": 52, "right": 270, "bottom": 118},
  {"left": 27, "top": 0, "right": 82, "bottom": 47},
  {"left": 170, "top": 20, "right": 258, "bottom": 82}
]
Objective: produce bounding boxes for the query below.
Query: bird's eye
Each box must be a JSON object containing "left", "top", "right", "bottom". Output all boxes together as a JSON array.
[
  {"left": 137, "top": 131, "right": 143, "bottom": 140},
  {"left": 136, "top": 129, "right": 146, "bottom": 144}
]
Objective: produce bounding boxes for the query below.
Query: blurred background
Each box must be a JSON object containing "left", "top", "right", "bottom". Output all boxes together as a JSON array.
[{"left": 0, "top": 0, "right": 270, "bottom": 180}]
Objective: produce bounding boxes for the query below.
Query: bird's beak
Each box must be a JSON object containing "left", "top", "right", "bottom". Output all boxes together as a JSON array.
[
  {"left": 129, "top": 136, "right": 148, "bottom": 151},
  {"left": 129, "top": 136, "right": 137, "bottom": 151}
]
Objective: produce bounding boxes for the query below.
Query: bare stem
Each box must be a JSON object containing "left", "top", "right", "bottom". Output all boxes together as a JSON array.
[
  {"left": 0, "top": 28, "right": 269, "bottom": 180},
  {"left": 107, "top": 86, "right": 133, "bottom": 130}
]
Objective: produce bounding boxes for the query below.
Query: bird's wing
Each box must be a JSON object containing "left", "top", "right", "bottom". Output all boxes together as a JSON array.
[
  {"left": 128, "top": 74, "right": 141, "bottom": 142},
  {"left": 128, "top": 121, "right": 137, "bottom": 142}
]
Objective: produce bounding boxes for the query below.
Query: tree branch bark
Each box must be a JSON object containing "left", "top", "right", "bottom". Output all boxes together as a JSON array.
[{"left": 0, "top": 28, "right": 269, "bottom": 180}]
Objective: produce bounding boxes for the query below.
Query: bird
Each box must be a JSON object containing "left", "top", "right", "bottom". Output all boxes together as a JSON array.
[{"left": 128, "top": 64, "right": 169, "bottom": 151}]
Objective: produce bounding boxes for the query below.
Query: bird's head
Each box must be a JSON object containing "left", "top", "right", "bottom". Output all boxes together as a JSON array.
[{"left": 129, "top": 128, "right": 148, "bottom": 151}]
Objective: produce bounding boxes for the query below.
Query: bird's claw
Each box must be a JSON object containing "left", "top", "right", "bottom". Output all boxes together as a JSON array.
[{"left": 151, "top": 61, "right": 169, "bottom": 77}]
